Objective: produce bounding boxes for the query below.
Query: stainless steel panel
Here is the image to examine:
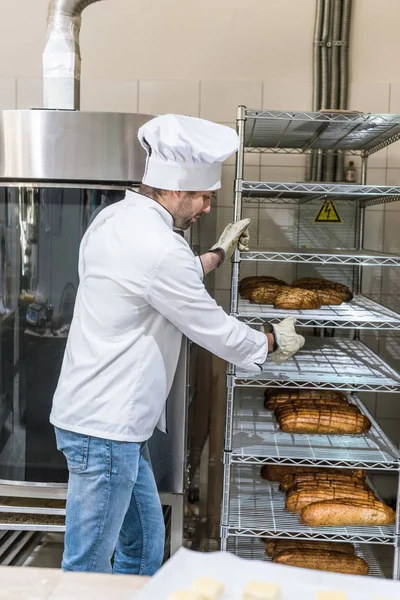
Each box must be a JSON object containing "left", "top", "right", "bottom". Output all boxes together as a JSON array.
[
  {"left": 148, "top": 339, "right": 188, "bottom": 495},
  {"left": 0, "top": 111, "right": 152, "bottom": 183}
]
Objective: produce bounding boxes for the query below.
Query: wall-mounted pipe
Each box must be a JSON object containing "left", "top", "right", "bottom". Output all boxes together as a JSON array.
[
  {"left": 339, "top": 0, "right": 352, "bottom": 109},
  {"left": 43, "top": 0, "right": 106, "bottom": 110},
  {"left": 307, "top": 0, "right": 325, "bottom": 181}
]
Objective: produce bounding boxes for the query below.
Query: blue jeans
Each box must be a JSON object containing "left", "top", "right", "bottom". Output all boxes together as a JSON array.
[{"left": 55, "top": 427, "right": 165, "bottom": 575}]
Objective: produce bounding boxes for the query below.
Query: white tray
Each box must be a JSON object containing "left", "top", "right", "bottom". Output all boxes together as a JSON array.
[{"left": 133, "top": 547, "right": 399, "bottom": 600}]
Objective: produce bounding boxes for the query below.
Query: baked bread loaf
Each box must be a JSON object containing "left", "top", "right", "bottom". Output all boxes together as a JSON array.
[
  {"left": 260, "top": 464, "right": 364, "bottom": 483},
  {"left": 286, "top": 485, "right": 376, "bottom": 514},
  {"left": 265, "top": 539, "right": 355, "bottom": 558},
  {"left": 272, "top": 548, "right": 369, "bottom": 575},
  {"left": 239, "top": 276, "right": 286, "bottom": 299},
  {"left": 274, "top": 399, "right": 351, "bottom": 419},
  {"left": 273, "top": 287, "right": 321, "bottom": 310},
  {"left": 278, "top": 406, "right": 371, "bottom": 434},
  {"left": 315, "top": 288, "right": 345, "bottom": 306},
  {"left": 301, "top": 498, "right": 396, "bottom": 526},
  {"left": 248, "top": 283, "right": 289, "bottom": 305},
  {"left": 280, "top": 471, "right": 367, "bottom": 492},
  {"left": 264, "top": 389, "right": 348, "bottom": 410},
  {"left": 292, "top": 277, "right": 353, "bottom": 303}
]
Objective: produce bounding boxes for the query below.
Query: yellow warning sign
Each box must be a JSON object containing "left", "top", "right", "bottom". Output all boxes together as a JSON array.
[{"left": 314, "top": 199, "right": 342, "bottom": 223}]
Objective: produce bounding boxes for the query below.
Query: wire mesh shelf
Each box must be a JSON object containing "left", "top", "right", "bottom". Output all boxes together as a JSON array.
[
  {"left": 225, "top": 466, "right": 396, "bottom": 544},
  {"left": 226, "top": 537, "right": 386, "bottom": 578},
  {"left": 230, "top": 391, "right": 399, "bottom": 470},
  {"left": 242, "top": 181, "right": 400, "bottom": 206},
  {"left": 233, "top": 338, "right": 400, "bottom": 393},
  {"left": 237, "top": 296, "right": 400, "bottom": 330},
  {"left": 244, "top": 110, "right": 400, "bottom": 156},
  {"left": 240, "top": 249, "right": 400, "bottom": 267}
]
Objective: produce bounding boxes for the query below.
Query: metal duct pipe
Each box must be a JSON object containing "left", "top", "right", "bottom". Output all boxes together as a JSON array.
[
  {"left": 320, "top": 0, "right": 332, "bottom": 111},
  {"left": 339, "top": 0, "right": 352, "bottom": 109},
  {"left": 329, "top": 0, "right": 342, "bottom": 109},
  {"left": 324, "top": 0, "right": 342, "bottom": 182},
  {"left": 307, "top": 0, "right": 325, "bottom": 181},
  {"left": 43, "top": 0, "right": 105, "bottom": 110},
  {"left": 336, "top": 0, "right": 352, "bottom": 181}
]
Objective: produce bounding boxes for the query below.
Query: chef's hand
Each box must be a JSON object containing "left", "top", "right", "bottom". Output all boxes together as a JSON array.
[
  {"left": 209, "top": 218, "right": 250, "bottom": 265},
  {"left": 269, "top": 317, "right": 305, "bottom": 366}
]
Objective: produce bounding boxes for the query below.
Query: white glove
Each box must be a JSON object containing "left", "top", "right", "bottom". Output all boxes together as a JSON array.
[
  {"left": 209, "top": 218, "right": 250, "bottom": 265},
  {"left": 269, "top": 317, "right": 305, "bottom": 366}
]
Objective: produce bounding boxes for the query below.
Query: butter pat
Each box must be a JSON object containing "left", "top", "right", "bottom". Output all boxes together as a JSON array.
[
  {"left": 242, "top": 581, "right": 281, "bottom": 600},
  {"left": 191, "top": 577, "right": 224, "bottom": 600},
  {"left": 316, "top": 593, "right": 347, "bottom": 600},
  {"left": 168, "top": 592, "right": 206, "bottom": 600}
]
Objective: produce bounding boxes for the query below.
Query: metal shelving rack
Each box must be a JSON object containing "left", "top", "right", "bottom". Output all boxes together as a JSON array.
[{"left": 221, "top": 106, "right": 400, "bottom": 579}]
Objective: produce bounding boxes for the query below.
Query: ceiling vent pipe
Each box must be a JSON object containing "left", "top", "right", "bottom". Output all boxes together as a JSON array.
[{"left": 43, "top": 0, "right": 106, "bottom": 110}]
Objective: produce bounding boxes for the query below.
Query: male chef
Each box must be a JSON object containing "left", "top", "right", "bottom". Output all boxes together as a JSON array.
[{"left": 50, "top": 114, "right": 304, "bottom": 575}]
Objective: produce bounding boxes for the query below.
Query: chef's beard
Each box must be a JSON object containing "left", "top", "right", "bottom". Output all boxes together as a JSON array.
[{"left": 173, "top": 194, "right": 200, "bottom": 230}]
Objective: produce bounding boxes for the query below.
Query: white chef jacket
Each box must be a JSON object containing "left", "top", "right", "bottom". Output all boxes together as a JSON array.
[{"left": 50, "top": 191, "right": 268, "bottom": 442}]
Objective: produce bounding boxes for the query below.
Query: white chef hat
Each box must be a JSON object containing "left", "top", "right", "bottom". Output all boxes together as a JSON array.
[{"left": 138, "top": 114, "right": 239, "bottom": 191}]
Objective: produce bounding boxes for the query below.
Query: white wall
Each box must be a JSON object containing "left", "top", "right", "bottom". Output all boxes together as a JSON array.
[{"left": 1, "top": 0, "right": 400, "bottom": 469}]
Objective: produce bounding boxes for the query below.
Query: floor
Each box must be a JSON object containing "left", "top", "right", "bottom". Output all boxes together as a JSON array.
[{"left": 24, "top": 533, "right": 64, "bottom": 569}]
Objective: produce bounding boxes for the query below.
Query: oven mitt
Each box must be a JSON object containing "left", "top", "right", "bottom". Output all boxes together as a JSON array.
[
  {"left": 269, "top": 317, "right": 305, "bottom": 366},
  {"left": 209, "top": 218, "right": 250, "bottom": 265}
]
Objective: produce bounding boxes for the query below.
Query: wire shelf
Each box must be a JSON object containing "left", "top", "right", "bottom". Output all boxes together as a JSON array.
[
  {"left": 240, "top": 249, "right": 400, "bottom": 267},
  {"left": 242, "top": 181, "right": 400, "bottom": 206},
  {"left": 226, "top": 537, "right": 385, "bottom": 578},
  {"left": 233, "top": 339, "right": 400, "bottom": 393},
  {"left": 237, "top": 296, "right": 400, "bottom": 331},
  {"left": 244, "top": 110, "right": 400, "bottom": 156},
  {"left": 225, "top": 466, "right": 396, "bottom": 544},
  {"left": 230, "top": 391, "right": 399, "bottom": 470}
]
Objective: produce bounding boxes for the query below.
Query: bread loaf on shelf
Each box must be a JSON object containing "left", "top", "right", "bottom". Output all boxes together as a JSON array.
[
  {"left": 274, "top": 399, "right": 351, "bottom": 419},
  {"left": 260, "top": 464, "right": 365, "bottom": 483},
  {"left": 286, "top": 485, "right": 376, "bottom": 514},
  {"left": 248, "top": 283, "right": 289, "bottom": 305},
  {"left": 273, "top": 287, "right": 321, "bottom": 310},
  {"left": 315, "top": 288, "right": 345, "bottom": 306},
  {"left": 239, "top": 276, "right": 286, "bottom": 299},
  {"left": 280, "top": 471, "right": 367, "bottom": 492},
  {"left": 292, "top": 277, "right": 353, "bottom": 303},
  {"left": 278, "top": 406, "right": 371, "bottom": 434},
  {"left": 272, "top": 548, "right": 369, "bottom": 575},
  {"left": 301, "top": 498, "right": 396, "bottom": 526},
  {"left": 264, "top": 389, "right": 348, "bottom": 410},
  {"left": 265, "top": 539, "right": 355, "bottom": 558}
]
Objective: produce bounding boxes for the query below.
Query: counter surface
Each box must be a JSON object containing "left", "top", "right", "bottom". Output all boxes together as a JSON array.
[{"left": 0, "top": 566, "right": 148, "bottom": 599}]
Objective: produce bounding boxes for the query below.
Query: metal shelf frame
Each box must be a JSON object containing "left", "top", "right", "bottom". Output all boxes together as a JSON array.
[
  {"left": 240, "top": 249, "right": 400, "bottom": 267},
  {"left": 230, "top": 391, "right": 399, "bottom": 470},
  {"left": 227, "top": 537, "right": 386, "bottom": 578},
  {"left": 223, "top": 466, "right": 396, "bottom": 545},
  {"left": 221, "top": 104, "right": 400, "bottom": 580},
  {"left": 243, "top": 109, "right": 400, "bottom": 156},
  {"left": 237, "top": 295, "right": 400, "bottom": 330},
  {"left": 242, "top": 181, "right": 400, "bottom": 207},
  {"left": 234, "top": 339, "right": 400, "bottom": 393}
]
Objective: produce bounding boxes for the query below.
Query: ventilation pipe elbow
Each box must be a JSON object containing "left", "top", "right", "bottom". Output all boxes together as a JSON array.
[{"left": 43, "top": 0, "right": 105, "bottom": 110}]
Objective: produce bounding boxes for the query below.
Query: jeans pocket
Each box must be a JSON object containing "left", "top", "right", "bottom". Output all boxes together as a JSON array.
[{"left": 54, "top": 427, "right": 89, "bottom": 473}]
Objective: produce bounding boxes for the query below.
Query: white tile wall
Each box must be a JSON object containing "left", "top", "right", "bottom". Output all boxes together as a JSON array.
[
  {"left": 200, "top": 81, "right": 263, "bottom": 122},
  {"left": 363, "top": 207, "right": 385, "bottom": 252},
  {"left": 16, "top": 77, "right": 42, "bottom": 109},
  {"left": 260, "top": 166, "right": 305, "bottom": 183},
  {"left": 0, "top": 78, "right": 16, "bottom": 109},
  {"left": 81, "top": 79, "right": 138, "bottom": 112},
  {"left": 138, "top": 80, "right": 200, "bottom": 116},
  {"left": 262, "top": 81, "right": 312, "bottom": 112}
]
